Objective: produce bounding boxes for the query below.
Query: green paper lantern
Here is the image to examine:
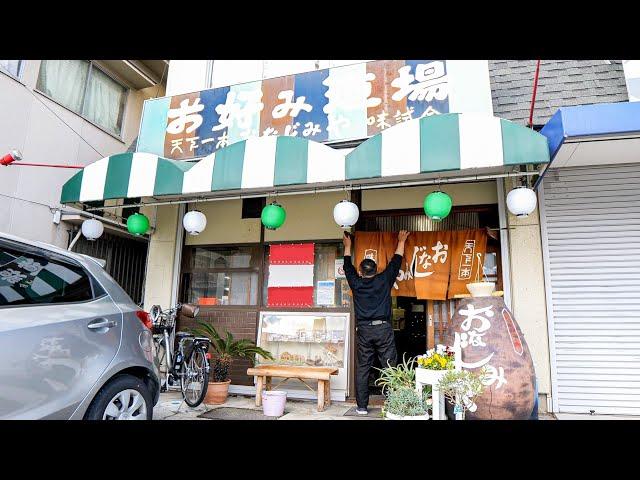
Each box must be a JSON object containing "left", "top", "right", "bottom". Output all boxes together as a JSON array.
[
  {"left": 424, "top": 191, "right": 452, "bottom": 221},
  {"left": 127, "top": 213, "right": 150, "bottom": 235},
  {"left": 261, "top": 202, "right": 286, "bottom": 230}
]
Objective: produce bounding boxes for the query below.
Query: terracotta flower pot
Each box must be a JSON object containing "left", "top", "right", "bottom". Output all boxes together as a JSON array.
[{"left": 205, "top": 379, "right": 231, "bottom": 405}]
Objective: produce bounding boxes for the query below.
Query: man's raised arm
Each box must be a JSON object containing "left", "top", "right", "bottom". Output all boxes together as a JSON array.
[
  {"left": 342, "top": 232, "right": 358, "bottom": 286},
  {"left": 385, "top": 230, "right": 410, "bottom": 286},
  {"left": 395, "top": 230, "right": 410, "bottom": 256}
]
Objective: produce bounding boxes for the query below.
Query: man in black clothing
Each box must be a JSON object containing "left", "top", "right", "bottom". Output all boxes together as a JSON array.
[{"left": 343, "top": 230, "right": 410, "bottom": 414}]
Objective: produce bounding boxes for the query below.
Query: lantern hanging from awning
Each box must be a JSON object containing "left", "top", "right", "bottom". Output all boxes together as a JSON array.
[
  {"left": 261, "top": 202, "right": 286, "bottom": 230},
  {"left": 81, "top": 218, "right": 104, "bottom": 241},
  {"left": 333, "top": 200, "right": 359, "bottom": 229},
  {"left": 506, "top": 186, "right": 537, "bottom": 218},
  {"left": 183, "top": 210, "right": 207, "bottom": 235},
  {"left": 424, "top": 191, "right": 452, "bottom": 221},
  {"left": 127, "top": 213, "right": 150, "bottom": 235}
]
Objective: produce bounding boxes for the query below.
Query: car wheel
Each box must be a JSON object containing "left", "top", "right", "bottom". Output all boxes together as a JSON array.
[{"left": 84, "top": 374, "right": 153, "bottom": 420}]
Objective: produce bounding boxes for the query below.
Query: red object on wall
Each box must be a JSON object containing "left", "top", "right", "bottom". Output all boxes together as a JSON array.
[
  {"left": 267, "top": 287, "right": 314, "bottom": 307},
  {"left": 267, "top": 242, "right": 315, "bottom": 307},
  {"left": 198, "top": 297, "right": 218, "bottom": 306},
  {"left": 1, "top": 153, "right": 16, "bottom": 165},
  {"left": 269, "top": 243, "right": 314, "bottom": 265}
]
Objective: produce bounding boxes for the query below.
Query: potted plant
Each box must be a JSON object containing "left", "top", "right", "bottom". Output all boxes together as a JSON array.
[
  {"left": 192, "top": 322, "right": 274, "bottom": 405},
  {"left": 374, "top": 353, "right": 417, "bottom": 393},
  {"left": 383, "top": 386, "right": 430, "bottom": 420},
  {"left": 375, "top": 355, "right": 429, "bottom": 420},
  {"left": 437, "top": 368, "right": 487, "bottom": 420},
  {"left": 415, "top": 344, "right": 456, "bottom": 419},
  {"left": 416, "top": 344, "right": 455, "bottom": 377}
]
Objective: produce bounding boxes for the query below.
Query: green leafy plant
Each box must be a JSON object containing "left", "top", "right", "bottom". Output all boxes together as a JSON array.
[
  {"left": 384, "top": 386, "right": 428, "bottom": 417},
  {"left": 191, "top": 322, "right": 274, "bottom": 382},
  {"left": 437, "top": 368, "right": 487, "bottom": 418},
  {"left": 374, "top": 353, "right": 416, "bottom": 395}
]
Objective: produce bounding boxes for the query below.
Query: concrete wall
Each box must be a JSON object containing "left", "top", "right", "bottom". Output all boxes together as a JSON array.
[
  {"left": 362, "top": 182, "right": 498, "bottom": 211},
  {"left": 143, "top": 205, "right": 180, "bottom": 310},
  {"left": 264, "top": 191, "right": 346, "bottom": 242},
  {"left": 503, "top": 176, "right": 552, "bottom": 406},
  {"left": 185, "top": 200, "right": 260, "bottom": 245},
  {"left": 0, "top": 60, "right": 157, "bottom": 248},
  {"left": 184, "top": 192, "right": 348, "bottom": 245}
]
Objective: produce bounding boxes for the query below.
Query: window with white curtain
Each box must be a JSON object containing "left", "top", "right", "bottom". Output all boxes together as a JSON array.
[
  {"left": 0, "top": 60, "right": 23, "bottom": 78},
  {"left": 37, "top": 60, "right": 89, "bottom": 113},
  {"left": 36, "top": 60, "right": 128, "bottom": 136},
  {"left": 84, "top": 67, "right": 127, "bottom": 135}
]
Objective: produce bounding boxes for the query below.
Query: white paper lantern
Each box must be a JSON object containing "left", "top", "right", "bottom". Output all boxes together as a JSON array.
[
  {"left": 507, "top": 186, "right": 537, "bottom": 218},
  {"left": 81, "top": 218, "right": 104, "bottom": 241},
  {"left": 183, "top": 210, "right": 207, "bottom": 235},
  {"left": 333, "top": 200, "right": 359, "bottom": 229}
]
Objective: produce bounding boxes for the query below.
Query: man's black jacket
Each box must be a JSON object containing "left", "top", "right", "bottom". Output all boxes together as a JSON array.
[{"left": 343, "top": 254, "right": 402, "bottom": 322}]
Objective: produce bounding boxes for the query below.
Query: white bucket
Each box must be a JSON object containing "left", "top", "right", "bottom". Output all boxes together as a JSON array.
[{"left": 262, "top": 390, "right": 287, "bottom": 417}]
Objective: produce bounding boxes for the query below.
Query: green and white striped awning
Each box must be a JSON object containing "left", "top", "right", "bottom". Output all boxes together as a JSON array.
[{"left": 61, "top": 113, "right": 550, "bottom": 205}]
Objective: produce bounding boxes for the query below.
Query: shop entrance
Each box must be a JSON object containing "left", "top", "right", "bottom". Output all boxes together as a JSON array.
[{"left": 356, "top": 202, "right": 502, "bottom": 398}]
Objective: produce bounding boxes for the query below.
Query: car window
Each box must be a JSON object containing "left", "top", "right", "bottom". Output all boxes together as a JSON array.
[{"left": 0, "top": 242, "right": 94, "bottom": 306}]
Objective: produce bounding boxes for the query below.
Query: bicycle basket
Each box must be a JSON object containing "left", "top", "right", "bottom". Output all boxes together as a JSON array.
[{"left": 152, "top": 312, "right": 176, "bottom": 334}]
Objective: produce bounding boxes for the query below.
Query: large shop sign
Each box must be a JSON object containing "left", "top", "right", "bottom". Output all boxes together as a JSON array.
[{"left": 137, "top": 60, "right": 493, "bottom": 161}]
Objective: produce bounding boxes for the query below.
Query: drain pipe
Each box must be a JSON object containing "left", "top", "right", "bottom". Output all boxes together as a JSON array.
[{"left": 528, "top": 60, "right": 541, "bottom": 128}]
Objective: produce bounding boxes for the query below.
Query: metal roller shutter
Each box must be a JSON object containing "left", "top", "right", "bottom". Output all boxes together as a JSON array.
[{"left": 541, "top": 164, "right": 640, "bottom": 415}]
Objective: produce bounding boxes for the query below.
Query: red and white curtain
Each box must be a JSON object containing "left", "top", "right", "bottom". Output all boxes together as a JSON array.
[{"left": 267, "top": 243, "right": 315, "bottom": 307}]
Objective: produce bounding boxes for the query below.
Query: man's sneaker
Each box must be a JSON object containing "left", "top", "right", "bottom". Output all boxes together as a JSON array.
[{"left": 355, "top": 407, "right": 368, "bottom": 415}]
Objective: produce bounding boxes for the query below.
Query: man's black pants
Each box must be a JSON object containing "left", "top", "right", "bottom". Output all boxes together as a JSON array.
[{"left": 356, "top": 321, "right": 398, "bottom": 409}]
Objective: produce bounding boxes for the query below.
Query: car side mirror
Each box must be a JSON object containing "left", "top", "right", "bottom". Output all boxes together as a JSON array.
[{"left": 181, "top": 303, "right": 199, "bottom": 318}]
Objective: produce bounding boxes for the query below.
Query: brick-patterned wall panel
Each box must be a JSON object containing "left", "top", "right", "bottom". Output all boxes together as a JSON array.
[{"left": 179, "top": 309, "right": 259, "bottom": 386}]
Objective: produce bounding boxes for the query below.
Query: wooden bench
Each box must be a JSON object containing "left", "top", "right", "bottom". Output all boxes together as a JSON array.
[{"left": 247, "top": 365, "right": 339, "bottom": 412}]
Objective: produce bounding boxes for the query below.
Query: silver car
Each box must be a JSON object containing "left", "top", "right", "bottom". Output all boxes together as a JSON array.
[{"left": 0, "top": 232, "right": 160, "bottom": 420}]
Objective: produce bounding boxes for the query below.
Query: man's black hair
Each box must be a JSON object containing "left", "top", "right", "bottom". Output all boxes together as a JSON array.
[{"left": 359, "top": 258, "right": 377, "bottom": 277}]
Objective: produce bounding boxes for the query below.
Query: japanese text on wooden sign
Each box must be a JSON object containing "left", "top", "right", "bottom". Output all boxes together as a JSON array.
[{"left": 137, "top": 60, "right": 492, "bottom": 160}]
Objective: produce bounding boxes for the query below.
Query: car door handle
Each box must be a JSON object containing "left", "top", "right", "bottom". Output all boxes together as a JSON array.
[{"left": 87, "top": 318, "right": 117, "bottom": 330}]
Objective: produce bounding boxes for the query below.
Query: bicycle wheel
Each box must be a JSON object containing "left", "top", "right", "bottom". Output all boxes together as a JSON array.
[
  {"left": 181, "top": 344, "right": 209, "bottom": 407},
  {"left": 153, "top": 336, "right": 169, "bottom": 391}
]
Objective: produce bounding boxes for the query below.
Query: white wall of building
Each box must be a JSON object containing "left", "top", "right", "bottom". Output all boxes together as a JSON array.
[
  {"left": 165, "top": 60, "right": 374, "bottom": 96},
  {"left": 0, "top": 60, "right": 161, "bottom": 248},
  {"left": 166, "top": 60, "right": 210, "bottom": 96}
]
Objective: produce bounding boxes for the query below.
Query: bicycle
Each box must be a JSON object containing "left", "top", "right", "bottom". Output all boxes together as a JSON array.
[{"left": 150, "top": 303, "right": 211, "bottom": 407}]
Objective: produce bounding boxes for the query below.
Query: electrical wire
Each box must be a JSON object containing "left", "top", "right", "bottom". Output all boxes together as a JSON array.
[
  {"left": 0, "top": 192, "right": 55, "bottom": 211},
  {"left": 22, "top": 82, "right": 106, "bottom": 159},
  {"left": 154, "top": 61, "right": 168, "bottom": 99},
  {"left": 0, "top": 192, "right": 128, "bottom": 225}
]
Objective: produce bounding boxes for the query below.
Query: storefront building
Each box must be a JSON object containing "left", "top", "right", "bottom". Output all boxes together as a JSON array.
[{"left": 59, "top": 60, "right": 633, "bottom": 413}]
